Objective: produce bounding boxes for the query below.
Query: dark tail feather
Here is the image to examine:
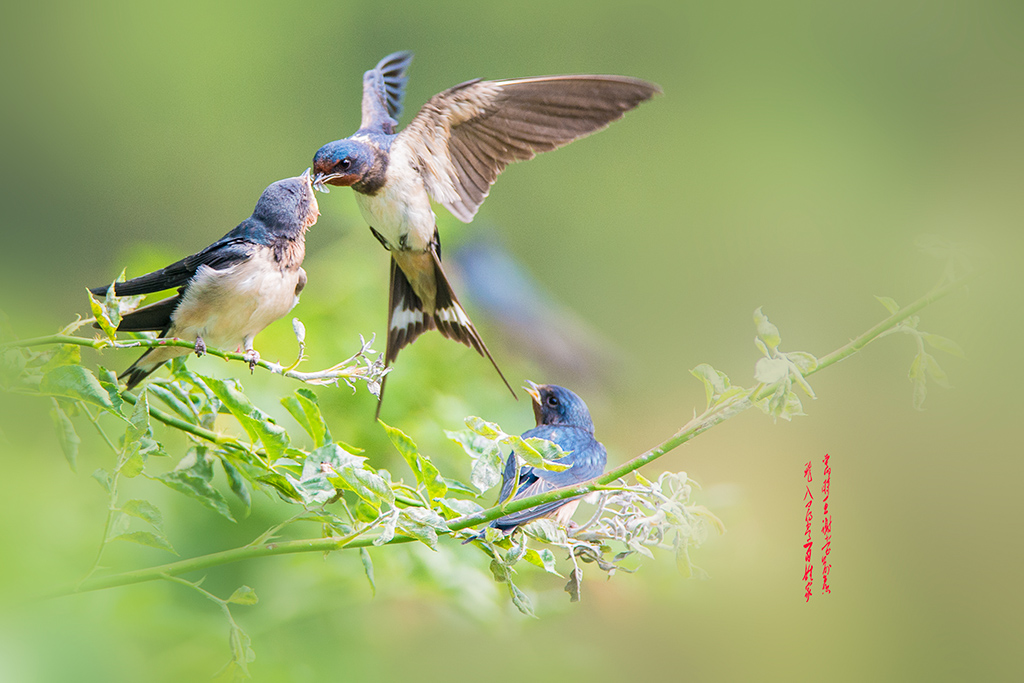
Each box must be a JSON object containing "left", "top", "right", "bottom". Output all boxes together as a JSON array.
[
  {"left": 118, "top": 319, "right": 175, "bottom": 390},
  {"left": 384, "top": 256, "right": 434, "bottom": 366},
  {"left": 461, "top": 529, "right": 486, "bottom": 545},
  {"left": 119, "top": 349, "right": 165, "bottom": 391},
  {"left": 377, "top": 251, "right": 516, "bottom": 416}
]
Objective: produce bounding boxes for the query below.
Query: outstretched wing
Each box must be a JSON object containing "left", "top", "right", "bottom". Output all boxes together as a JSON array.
[
  {"left": 393, "top": 74, "right": 660, "bottom": 222},
  {"left": 89, "top": 239, "right": 254, "bottom": 298},
  {"left": 360, "top": 51, "right": 414, "bottom": 134}
]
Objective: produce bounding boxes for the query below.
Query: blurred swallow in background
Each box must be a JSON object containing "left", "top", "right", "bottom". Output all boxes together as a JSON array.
[
  {"left": 312, "top": 51, "right": 660, "bottom": 413},
  {"left": 466, "top": 382, "right": 607, "bottom": 542},
  {"left": 451, "top": 236, "right": 624, "bottom": 387},
  {"left": 90, "top": 171, "right": 319, "bottom": 389}
]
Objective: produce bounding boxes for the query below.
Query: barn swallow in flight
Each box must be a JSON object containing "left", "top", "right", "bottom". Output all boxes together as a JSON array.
[
  {"left": 90, "top": 171, "right": 319, "bottom": 389},
  {"left": 465, "top": 382, "right": 607, "bottom": 542},
  {"left": 312, "top": 52, "right": 660, "bottom": 412}
]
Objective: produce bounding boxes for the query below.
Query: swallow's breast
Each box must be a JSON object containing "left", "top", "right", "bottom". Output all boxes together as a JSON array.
[
  {"left": 355, "top": 163, "right": 436, "bottom": 252},
  {"left": 170, "top": 247, "right": 303, "bottom": 349}
]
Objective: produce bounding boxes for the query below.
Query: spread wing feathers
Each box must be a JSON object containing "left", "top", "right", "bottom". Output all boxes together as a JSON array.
[
  {"left": 89, "top": 239, "right": 254, "bottom": 298},
  {"left": 115, "top": 294, "right": 182, "bottom": 332},
  {"left": 395, "top": 75, "right": 660, "bottom": 222},
  {"left": 361, "top": 51, "right": 415, "bottom": 134}
]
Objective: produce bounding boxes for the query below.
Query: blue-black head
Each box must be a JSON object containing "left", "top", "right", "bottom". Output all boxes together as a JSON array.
[
  {"left": 251, "top": 169, "right": 319, "bottom": 238},
  {"left": 525, "top": 382, "right": 594, "bottom": 432},
  {"left": 312, "top": 138, "right": 382, "bottom": 192}
]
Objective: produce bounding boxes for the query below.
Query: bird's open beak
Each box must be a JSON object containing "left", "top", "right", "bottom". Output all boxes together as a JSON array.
[
  {"left": 300, "top": 167, "right": 311, "bottom": 183},
  {"left": 524, "top": 380, "right": 542, "bottom": 404},
  {"left": 312, "top": 172, "right": 340, "bottom": 194}
]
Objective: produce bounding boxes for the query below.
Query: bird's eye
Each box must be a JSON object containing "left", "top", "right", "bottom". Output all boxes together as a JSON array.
[
  {"left": 340, "top": 158, "right": 352, "bottom": 170},
  {"left": 546, "top": 395, "right": 560, "bottom": 408}
]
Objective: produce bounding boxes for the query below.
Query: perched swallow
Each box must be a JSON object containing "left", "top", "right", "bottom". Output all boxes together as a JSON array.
[
  {"left": 312, "top": 52, "right": 660, "bottom": 412},
  {"left": 467, "top": 382, "right": 607, "bottom": 541},
  {"left": 90, "top": 171, "right": 319, "bottom": 390}
]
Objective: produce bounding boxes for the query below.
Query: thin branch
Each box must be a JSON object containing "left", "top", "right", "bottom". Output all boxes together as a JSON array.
[
  {"left": 0, "top": 333, "right": 385, "bottom": 388},
  {"left": 36, "top": 271, "right": 976, "bottom": 600}
]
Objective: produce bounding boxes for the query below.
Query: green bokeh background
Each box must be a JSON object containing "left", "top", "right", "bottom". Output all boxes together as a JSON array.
[{"left": 1, "top": 1, "right": 1022, "bottom": 681}]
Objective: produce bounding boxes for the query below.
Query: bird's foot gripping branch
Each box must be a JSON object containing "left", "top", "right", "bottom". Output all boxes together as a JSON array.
[{"left": 0, "top": 269, "right": 973, "bottom": 677}]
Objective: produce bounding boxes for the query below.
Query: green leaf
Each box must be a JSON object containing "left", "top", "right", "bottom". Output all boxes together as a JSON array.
[
  {"left": 564, "top": 568, "right": 582, "bottom": 603},
  {"left": 397, "top": 516, "right": 439, "bottom": 550},
  {"left": 87, "top": 287, "right": 118, "bottom": 340},
  {"left": 227, "top": 585, "right": 259, "bottom": 605},
  {"left": 159, "top": 469, "right": 235, "bottom": 521},
  {"left": 201, "top": 375, "right": 290, "bottom": 459},
  {"left": 524, "top": 437, "right": 571, "bottom": 462},
  {"left": 924, "top": 333, "right": 966, "bottom": 359},
  {"left": 119, "top": 453, "right": 145, "bottom": 478},
  {"left": 753, "top": 307, "right": 782, "bottom": 349},
  {"left": 442, "top": 478, "right": 479, "bottom": 496},
  {"left": 48, "top": 399, "right": 80, "bottom": 471},
  {"left": 331, "top": 466, "right": 395, "bottom": 508},
  {"left": 92, "top": 468, "right": 112, "bottom": 493},
  {"left": 39, "top": 365, "right": 119, "bottom": 415},
  {"left": 522, "top": 518, "right": 568, "bottom": 545},
  {"left": 111, "top": 530, "right": 177, "bottom": 554},
  {"left": 402, "top": 507, "right": 451, "bottom": 532},
  {"left": 465, "top": 416, "right": 504, "bottom": 440},
  {"left": 380, "top": 421, "right": 447, "bottom": 501},
  {"left": 505, "top": 435, "right": 569, "bottom": 472},
  {"left": 448, "top": 428, "right": 505, "bottom": 494},
  {"left": 786, "top": 351, "right": 819, "bottom": 375},
  {"left": 875, "top": 295, "right": 901, "bottom": 315},
  {"left": 439, "top": 498, "right": 485, "bottom": 517},
  {"left": 146, "top": 384, "right": 197, "bottom": 423},
  {"left": 359, "top": 548, "right": 376, "bottom": 596},
  {"left": 489, "top": 559, "right": 508, "bottom": 582},
  {"left": 446, "top": 429, "right": 496, "bottom": 458},
  {"left": 471, "top": 448, "right": 504, "bottom": 494},
  {"left": 282, "top": 387, "right": 333, "bottom": 448},
  {"left": 373, "top": 508, "right": 400, "bottom": 546},
  {"left": 909, "top": 352, "right": 928, "bottom": 411},
  {"left": 355, "top": 501, "right": 378, "bottom": 523},
  {"left": 95, "top": 367, "right": 124, "bottom": 412},
  {"left": 508, "top": 580, "right": 537, "bottom": 618},
  {"left": 754, "top": 357, "right": 788, "bottom": 384},
  {"left": 121, "top": 499, "right": 163, "bottom": 528},
  {"left": 119, "top": 391, "right": 152, "bottom": 477},
  {"left": 924, "top": 353, "right": 952, "bottom": 389},
  {"left": 221, "top": 459, "right": 251, "bottom": 508},
  {"left": 524, "top": 548, "right": 562, "bottom": 576},
  {"left": 690, "top": 363, "right": 731, "bottom": 408},
  {"left": 256, "top": 471, "right": 304, "bottom": 502},
  {"left": 125, "top": 389, "right": 150, "bottom": 444},
  {"left": 41, "top": 344, "right": 81, "bottom": 372}
]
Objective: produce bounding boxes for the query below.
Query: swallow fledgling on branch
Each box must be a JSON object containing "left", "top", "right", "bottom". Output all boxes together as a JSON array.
[
  {"left": 89, "top": 171, "right": 319, "bottom": 389},
  {"left": 466, "top": 382, "right": 607, "bottom": 542},
  {"left": 312, "top": 51, "right": 660, "bottom": 412}
]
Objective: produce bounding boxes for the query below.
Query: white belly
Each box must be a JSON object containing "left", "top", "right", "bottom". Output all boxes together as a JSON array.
[
  {"left": 167, "top": 249, "right": 301, "bottom": 349},
  {"left": 354, "top": 170, "right": 436, "bottom": 252}
]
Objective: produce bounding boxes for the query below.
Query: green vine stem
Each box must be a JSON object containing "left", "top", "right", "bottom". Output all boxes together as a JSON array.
[
  {"left": 35, "top": 271, "right": 976, "bottom": 601},
  {"left": 0, "top": 332, "right": 383, "bottom": 386}
]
